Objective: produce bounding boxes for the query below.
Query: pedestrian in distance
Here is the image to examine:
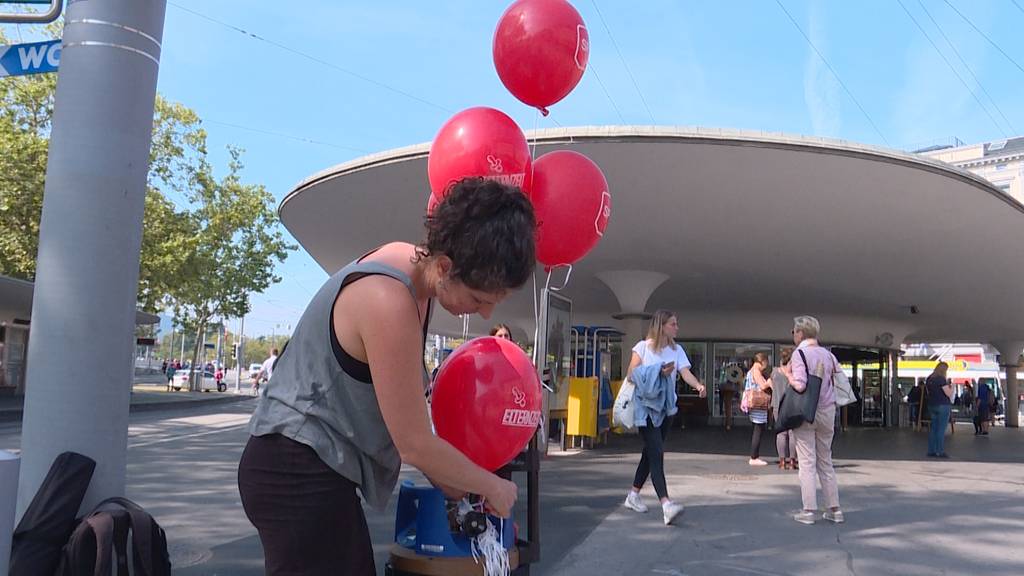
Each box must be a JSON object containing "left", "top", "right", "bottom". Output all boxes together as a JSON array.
[
  {"left": 975, "top": 377, "right": 992, "bottom": 436},
  {"left": 771, "top": 349, "right": 797, "bottom": 470},
  {"left": 742, "top": 352, "right": 773, "bottom": 466},
  {"left": 925, "top": 362, "right": 954, "bottom": 458},
  {"left": 165, "top": 361, "right": 176, "bottom": 392},
  {"left": 252, "top": 348, "right": 279, "bottom": 396}
]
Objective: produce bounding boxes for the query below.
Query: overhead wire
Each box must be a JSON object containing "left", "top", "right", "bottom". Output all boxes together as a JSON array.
[
  {"left": 896, "top": 0, "right": 1007, "bottom": 137},
  {"left": 916, "top": 0, "right": 1016, "bottom": 134},
  {"left": 941, "top": 0, "right": 1024, "bottom": 77},
  {"left": 587, "top": 61, "right": 627, "bottom": 124},
  {"left": 590, "top": 0, "right": 656, "bottom": 124},
  {"left": 167, "top": 1, "right": 453, "bottom": 115},
  {"left": 204, "top": 119, "right": 369, "bottom": 153},
  {"left": 773, "top": 0, "right": 889, "bottom": 145}
]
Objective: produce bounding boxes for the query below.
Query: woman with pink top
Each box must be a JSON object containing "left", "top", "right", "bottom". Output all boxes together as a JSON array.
[{"left": 784, "top": 315, "right": 844, "bottom": 525}]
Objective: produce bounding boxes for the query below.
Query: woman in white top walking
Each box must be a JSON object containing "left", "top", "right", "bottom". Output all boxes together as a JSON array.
[{"left": 622, "top": 310, "right": 707, "bottom": 525}]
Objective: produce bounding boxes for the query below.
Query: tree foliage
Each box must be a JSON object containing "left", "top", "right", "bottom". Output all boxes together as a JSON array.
[{"left": 0, "top": 28, "right": 295, "bottom": 384}]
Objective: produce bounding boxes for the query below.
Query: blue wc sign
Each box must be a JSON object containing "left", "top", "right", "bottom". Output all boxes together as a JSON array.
[{"left": 0, "top": 39, "right": 61, "bottom": 78}]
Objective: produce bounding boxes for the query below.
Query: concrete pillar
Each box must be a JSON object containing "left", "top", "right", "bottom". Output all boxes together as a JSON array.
[
  {"left": 17, "top": 0, "right": 167, "bottom": 518},
  {"left": 616, "top": 314, "right": 649, "bottom": 375},
  {"left": 595, "top": 270, "right": 668, "bottom": 374},
  {"left": 992, "top": 341, "right": 1024, "bottom": 428}
]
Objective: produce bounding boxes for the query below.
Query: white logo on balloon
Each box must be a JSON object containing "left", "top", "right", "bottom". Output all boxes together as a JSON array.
[
  {"left": 575, "top": 25, "right": 589, "bottom": 71},
  {"left": 595, "top": 190, "right": 611, "bottom": 237}
]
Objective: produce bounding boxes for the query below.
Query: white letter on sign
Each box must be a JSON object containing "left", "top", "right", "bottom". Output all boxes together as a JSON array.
[{"left": 46, "top": 45, "right": 60, "bottom": 68}]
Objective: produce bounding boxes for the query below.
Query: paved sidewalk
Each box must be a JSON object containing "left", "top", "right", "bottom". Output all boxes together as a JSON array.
[
  {"left": 547, "top": 427, "right": 1024, "bottom": 576},
  {"left": 116, "top": 413, "right": 1023, "bottom": 576},
  {"left": 0, "top": 385, "right": 256, "bottom": 423}
]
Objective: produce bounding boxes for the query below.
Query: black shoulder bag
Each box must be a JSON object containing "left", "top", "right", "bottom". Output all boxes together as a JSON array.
[{"left": 776, "top": 349, "right": 823, "bottom": 432}]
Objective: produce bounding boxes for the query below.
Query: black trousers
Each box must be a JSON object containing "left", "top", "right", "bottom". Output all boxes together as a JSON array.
[
  {"left": 633, "top": 416, "right": 672, "bottom": 500},
  {"left": 750, "top": 423, "right": 765, "bottom": 458},
  {"left": 238, "top": 434, "right": 375, "bottom": 576}
]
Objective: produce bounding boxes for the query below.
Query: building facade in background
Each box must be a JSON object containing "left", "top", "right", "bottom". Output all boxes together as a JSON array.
[{"left": 919, "top": 136, "right": 1024, "bottom": 204}]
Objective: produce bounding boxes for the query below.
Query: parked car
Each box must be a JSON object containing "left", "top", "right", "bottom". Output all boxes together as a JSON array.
[
  {"left": 171, "top": 369, "right": 217, "bottom": 391},
  {"left": 248, "top": 363, "right": 263, "bottom": 380}
]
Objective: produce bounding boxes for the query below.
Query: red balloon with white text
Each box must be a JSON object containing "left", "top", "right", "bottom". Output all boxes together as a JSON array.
[
  {"left": 431, "top": 337, "right": 542, "bottom": 472},
  {"left": 428, "top": 107, "right": 532, "bottom": 200}
]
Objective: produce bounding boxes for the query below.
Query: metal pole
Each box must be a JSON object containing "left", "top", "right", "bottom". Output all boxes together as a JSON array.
[
  {"left": 235, "top": 315, "right": 244, "bottom": 393},
  {"left": 215, "top": 323, "right": 222, "bottom": 370},
  {"left": 16, "top": 0, "right": 168, "bottom": 519}
]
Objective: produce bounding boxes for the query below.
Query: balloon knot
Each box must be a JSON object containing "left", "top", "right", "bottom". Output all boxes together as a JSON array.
[{"left": 538, "top": 107, "right": 550, "bottom": 117}]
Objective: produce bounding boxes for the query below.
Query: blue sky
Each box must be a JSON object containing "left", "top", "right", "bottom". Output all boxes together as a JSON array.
[{"left": 8, "top": 1, "right": 1024, "bottom": 336}]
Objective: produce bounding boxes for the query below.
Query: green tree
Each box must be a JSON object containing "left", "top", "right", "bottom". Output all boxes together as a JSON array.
[
  {"left": 0, "top": 30, "right": 205, "bottom": 313},
  {"left": 169, "top": 148, "right": 294, "bottom": 389},
  {"left": 0, "top": 29, "right": 295, "bottom": 360}
]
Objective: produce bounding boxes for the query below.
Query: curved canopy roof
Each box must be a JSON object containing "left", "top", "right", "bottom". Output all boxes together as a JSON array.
[{"left": 280, "top": 126, "right": 1024, "bottom": 348}]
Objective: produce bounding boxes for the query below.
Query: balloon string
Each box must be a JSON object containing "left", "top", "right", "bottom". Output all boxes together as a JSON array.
[
  {"left": 462, "top": 314, "right": 470, "bottom": 341},
  {"left": 531, "top": 269, "right": 539, "bottom": 365},
  {"left": 548, "top": 264, "right": 572, "bottom": 292}
]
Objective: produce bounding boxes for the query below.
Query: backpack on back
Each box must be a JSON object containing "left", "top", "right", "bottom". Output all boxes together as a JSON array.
[{"left": 55, "top": 496, "right": 171, "bottom": 576}]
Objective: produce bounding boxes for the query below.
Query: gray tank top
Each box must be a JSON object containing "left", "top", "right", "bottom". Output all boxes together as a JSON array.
[{"left": 247, "top": 257, "right": 429, "bottom": 510}]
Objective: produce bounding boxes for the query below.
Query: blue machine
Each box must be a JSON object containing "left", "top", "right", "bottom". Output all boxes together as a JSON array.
[{"left": 393, "top": 483, "right": 515, "bottom": 557}]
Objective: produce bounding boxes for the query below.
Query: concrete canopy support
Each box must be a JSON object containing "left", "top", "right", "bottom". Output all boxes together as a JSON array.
[
  {"left": 992, "top": 341, "right": 1024, "bottom": 428},
  {"left": 16, "top": 0, "right": 167, "bottom": 518},
  {"left": 596, "top": 270, "right": 669, "bottom": 373}
]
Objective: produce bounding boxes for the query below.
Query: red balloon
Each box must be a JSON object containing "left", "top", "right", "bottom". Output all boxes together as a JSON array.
[
  {"left": 431, "top": 337, "right": 542, "bottom": 472},
  {"left": 493, "top": 0, "right": 589, "bottom": 115},
  {"left": 428, "top": 107, "right": 532, "bottom": 200},
  {"left": 532, "top": 150, "right": 611, "bottom": 267}
]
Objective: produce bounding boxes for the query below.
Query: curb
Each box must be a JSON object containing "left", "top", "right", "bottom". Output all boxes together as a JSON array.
[{"left": 0, "top": 394, "right": 255, "bottom": 424}]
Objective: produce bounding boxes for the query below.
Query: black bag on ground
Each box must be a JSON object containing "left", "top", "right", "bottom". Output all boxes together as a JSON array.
[
  {"left": 776, "top": 349, "right": 823, "bottom": 432},
  {"left": 55, "top": 496, "right": 171, "bottom": 576},
  {"left": 10, "top": 451, "right": 96, "bottom": 576}
]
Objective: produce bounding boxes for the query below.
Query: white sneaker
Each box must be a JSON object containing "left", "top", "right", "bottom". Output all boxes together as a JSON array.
[
  {"left": 748, "top": 458, "right": 768, "bottom": 466},
  {"left": 823, "top": 510, "right": 845, "bottom": 524},
  {"left": 662, "top": 501, "right": 684, "bottom": 525},
  {"left": 623, "top": 491, "right": 648, "bottom": 513},
  {"left": 793, "top": 510, "right": 815, "bottom": 525}
]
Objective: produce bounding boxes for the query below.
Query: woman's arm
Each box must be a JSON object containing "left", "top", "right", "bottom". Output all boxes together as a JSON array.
[
  {"left": 346, "top": 278, "right": 517, "bottom": 516},
  {"left": 678, "top": 368, "right": 707, "bottom": 398}
]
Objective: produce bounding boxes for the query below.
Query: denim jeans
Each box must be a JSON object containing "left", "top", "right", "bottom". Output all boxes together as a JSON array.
[{"left": 928, "top": 404, "right": 951, "bottom": 455}]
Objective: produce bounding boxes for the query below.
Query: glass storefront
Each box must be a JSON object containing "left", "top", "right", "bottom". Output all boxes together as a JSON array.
[
  {"left": 662, "top": 339, "right": 895, "bottom": 428},
  {"left": 677, "top": 341, "right": 706, "bottom": 395},
  {"left": 711, "top": 342, "right": 774, "bottom": 424}
]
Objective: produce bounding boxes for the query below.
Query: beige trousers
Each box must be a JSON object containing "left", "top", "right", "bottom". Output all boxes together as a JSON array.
[{"left": 793, "top": 403, "right": 839, "bottom": 511}]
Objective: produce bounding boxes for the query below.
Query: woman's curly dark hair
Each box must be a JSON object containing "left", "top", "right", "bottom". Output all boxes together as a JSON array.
[{"left": 416, "top": 178, "right": 536, "bottom": 292}]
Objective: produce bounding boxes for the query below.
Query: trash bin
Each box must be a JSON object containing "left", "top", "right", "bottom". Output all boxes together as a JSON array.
[{"left": 0, "top": 450, "right": 20, "bottom": 576}]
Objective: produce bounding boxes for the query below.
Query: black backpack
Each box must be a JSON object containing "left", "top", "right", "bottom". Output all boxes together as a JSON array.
[{"left": 55, "top": 496, "right": 171, "bottom": 576}]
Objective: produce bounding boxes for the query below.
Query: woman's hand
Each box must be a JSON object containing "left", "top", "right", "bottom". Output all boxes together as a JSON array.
[
  {"left": 697, "top": 384, "right": 707, "bottom": 398},
  {"left": 483, "top": 477, "right": 518, "bottom": 518}
]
